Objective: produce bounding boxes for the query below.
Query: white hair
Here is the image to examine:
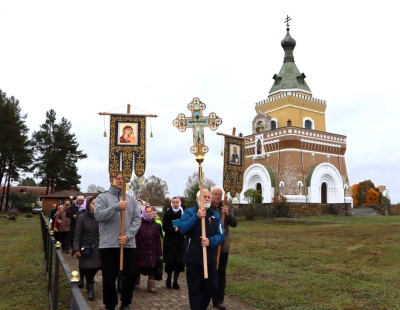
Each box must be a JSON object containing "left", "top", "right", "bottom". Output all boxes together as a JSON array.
[
  {"left": 76, "top": 195, "right": 84, "bottom": 200},
  {"left": 211, "top": 186, "right": 224, "bottom": 195},
  {"left": 196, "top": 189, "right": 211, "bottom": 209},
  {"left": 196, "top": 189, "right": 210, "bottom": 199}
]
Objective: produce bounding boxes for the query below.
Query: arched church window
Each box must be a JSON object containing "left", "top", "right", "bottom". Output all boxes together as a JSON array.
[
  {"left": 279, "top": 181, "right": 284, "bottom": 195},
  {"left": 305, "top": 120, "right": 312, "bottom": 129},
  {"left": 256, "top": 121, "right": 265, "bottom": 133},
  {"left": 256, "top": 139, "right": 262, "bottom": 154},
  {"left": 271, "top": 120, "right": 277, "bottom": 130}
]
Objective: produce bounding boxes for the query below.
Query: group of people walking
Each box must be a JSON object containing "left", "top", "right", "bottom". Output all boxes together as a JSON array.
[
  {"left": 49, "top": 196, "right": 86, "bottom": 255},
  {"left": 49, "top": 195, "right": 100, "bottom": 300},
  {"left": 51, "top": 171, "right": 237, "bottom": 310}
]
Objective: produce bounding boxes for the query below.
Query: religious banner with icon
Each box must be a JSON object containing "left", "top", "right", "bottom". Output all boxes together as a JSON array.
[
  {"left": 222, "top": 135, "right": 245, "bottom": 197},
  {"left": 108, "top": 114, "right": 147, "bottom": 182}
]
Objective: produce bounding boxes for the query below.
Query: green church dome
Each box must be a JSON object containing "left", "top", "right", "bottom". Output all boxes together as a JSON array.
[{"left": 269, "top": 21, "right": 311, "bottom": 95}]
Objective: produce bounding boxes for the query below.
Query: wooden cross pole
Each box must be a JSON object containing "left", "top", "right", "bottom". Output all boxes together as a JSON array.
[
  {"left": 172, "top": 97, "right": 222, "bottom": 278},
  {"left": 119, "top": 104, "right": 130, "bottom": 271}
]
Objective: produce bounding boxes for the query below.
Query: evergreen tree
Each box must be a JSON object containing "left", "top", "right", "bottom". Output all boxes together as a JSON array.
[
  {"left": 18, "top": 177, "right": 37, "bottom": 186},
  {"left": 0, "top": 90, "right": 34, "bottom": 210},
  {"left": 31, "top": 109, "right": 87, "bottom": 194}
]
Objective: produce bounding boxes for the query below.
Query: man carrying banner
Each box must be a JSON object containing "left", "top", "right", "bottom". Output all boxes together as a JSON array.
[
  {"left": 94, "top": 172, "right": 141, "bottom": 310},
  {"left": 210, "top": 186, "right": 238, "bottom": 310}
]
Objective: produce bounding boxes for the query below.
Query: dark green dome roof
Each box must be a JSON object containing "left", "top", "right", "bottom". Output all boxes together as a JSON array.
[
  {"left": 281, "top": 31, "right": 296, "bottom": 54},
  {"left": 269, "top": 27, "right": 311, "bottom": 95}
]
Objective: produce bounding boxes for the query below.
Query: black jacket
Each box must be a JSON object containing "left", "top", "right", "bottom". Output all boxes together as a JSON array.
[
  {"left": 73, "top": 209, "right": 101, "bottom": 269},
  {"left": 162, "top": 208, "right": 185, "bottom": 264}
]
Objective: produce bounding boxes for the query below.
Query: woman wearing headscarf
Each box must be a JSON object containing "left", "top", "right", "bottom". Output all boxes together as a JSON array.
[
  {"left": 73, "top": 196, "right": 101, "bottom": 301},
  {"left": 54, "top": 203, "right": 71, "bottom": 253},
  {"left": 162, "top": 196, "right": 185, "bottom": 289},
  {"left": 135, "top": 205, "right": 162, "bottom": 293}
]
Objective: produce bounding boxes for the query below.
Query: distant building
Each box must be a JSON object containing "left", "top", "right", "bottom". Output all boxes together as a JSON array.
[
  {"left": 1, "top": 186, "right": 47, "bottom": 210},
  {"left": 136, "top": 198, "right": 164, "bottom": 213},
  {"left": 39, "top": 186, "right": 97, "bottom": 214},
  {"left": 240, "top": 23, "right": 352, "bottom": 206}
]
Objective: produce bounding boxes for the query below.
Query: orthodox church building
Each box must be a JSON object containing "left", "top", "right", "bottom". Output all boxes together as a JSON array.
[{"left": 240, "top": 24, "right": 353, "bottom": 206}]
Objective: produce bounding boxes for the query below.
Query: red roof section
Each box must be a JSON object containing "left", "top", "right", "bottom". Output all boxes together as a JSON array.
[{"left": 8, "top": 186, "right": 47, "bottom": 196}]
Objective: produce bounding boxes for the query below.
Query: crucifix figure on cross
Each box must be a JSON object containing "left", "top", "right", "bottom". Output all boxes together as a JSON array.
[{"left": 172, "top": 97, "right": 222, "bottom": 156}]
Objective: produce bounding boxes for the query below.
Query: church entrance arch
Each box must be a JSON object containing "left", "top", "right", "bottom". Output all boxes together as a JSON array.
[
  {"left": 242, "top": 164, "right": 273, "bottom": 203},
  {"left": 307, "top": 163, "right": 344, "bottom": 203}
]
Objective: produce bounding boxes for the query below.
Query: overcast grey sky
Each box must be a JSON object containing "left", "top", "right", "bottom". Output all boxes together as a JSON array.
[{"left": 1, "top": 1, "right": 399, "bottom": 202}]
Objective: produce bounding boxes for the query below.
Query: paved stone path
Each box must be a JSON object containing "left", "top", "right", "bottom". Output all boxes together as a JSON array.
[{"left": 63, "top": 252, "right": 259, "bottom": 310}]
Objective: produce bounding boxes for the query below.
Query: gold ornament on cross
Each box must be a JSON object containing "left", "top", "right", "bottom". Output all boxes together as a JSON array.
[{"left": 172, "top": 97, "right": 222, "bottom": 157}]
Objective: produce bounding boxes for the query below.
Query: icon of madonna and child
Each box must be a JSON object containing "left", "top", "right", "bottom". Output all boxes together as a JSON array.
[{"left": 118, "top": 123, "right": 138, "bottom": 145}]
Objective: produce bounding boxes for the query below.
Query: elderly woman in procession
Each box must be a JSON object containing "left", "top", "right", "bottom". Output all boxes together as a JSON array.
[
  {"left": 162, "top": 196, "right": 185, "bottom": 289},
  {"left": 135, "top": 205, "right": 162, "bottom": 293},
  {"left": 73, "top": 196, "right": 101, "bottom": 301}
]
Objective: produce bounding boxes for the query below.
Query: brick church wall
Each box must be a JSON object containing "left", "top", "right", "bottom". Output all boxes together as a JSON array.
[{"left": 234, "top": 203, "right": 351, "bottom": 218}]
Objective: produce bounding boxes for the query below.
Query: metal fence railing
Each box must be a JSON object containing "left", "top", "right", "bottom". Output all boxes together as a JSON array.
[{"left": 40, "top": 213, "right": 90, "bottom": 310}]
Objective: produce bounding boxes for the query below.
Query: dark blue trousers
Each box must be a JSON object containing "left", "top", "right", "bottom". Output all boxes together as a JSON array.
[
  {"left": 100, "top": 248, "right": 137, "bottom": 309},
  {"left": 212, "top": 252, "right": 229, "bottom": 304},
  {"left": 186, "top": 262, "right": 218, "bottom": 310}
]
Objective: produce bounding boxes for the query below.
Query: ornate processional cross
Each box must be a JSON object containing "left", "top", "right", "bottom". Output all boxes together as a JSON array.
[
  {"left": 172, "top": 97, "right": 222, "bottom": 279},
  {"left": 172, "top": 97, "right": 222, "bottom": 157}
]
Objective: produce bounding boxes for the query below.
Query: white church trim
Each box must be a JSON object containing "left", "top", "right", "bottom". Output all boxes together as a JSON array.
[
  {"left": 303, "top": 117, "right": 314, "bottom": 129},
  {"left": 239, "top": 162, "right": 352, "bottom": 205},
  {"left": 242, "top": 164, "right": 274, "bottom": 204},
  {"left": 307, "top": 162, "right": 345, "bottom": 204}
]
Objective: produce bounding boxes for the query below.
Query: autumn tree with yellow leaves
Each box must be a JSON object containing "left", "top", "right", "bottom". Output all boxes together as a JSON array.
[{"left": 351, "top": 180, "right": 383, "bottom": 206}]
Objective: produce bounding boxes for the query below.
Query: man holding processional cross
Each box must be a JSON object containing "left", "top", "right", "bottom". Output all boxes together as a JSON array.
[
  {"left": 173, "top": 97, "right": 224, "bottom": 310},
  {"left": 95, "top": 107, "right": 156, "bottom": 310}
]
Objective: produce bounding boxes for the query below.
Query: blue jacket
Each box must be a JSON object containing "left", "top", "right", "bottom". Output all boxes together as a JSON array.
[{"left": 180, "top": 206, "right": 224, "bottom": 264}]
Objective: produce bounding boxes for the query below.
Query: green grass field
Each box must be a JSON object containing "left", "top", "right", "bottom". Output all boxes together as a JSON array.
[
  {"left": 227, "top": 216, "right": 400, "bottom": 309},
  {"left": 0, "top": 214, "right": 70, "bottom": 310},
  {"left": 2, "top": 214, "right": 400, "bottom": 309},
  {"left": 0, "top": 215, "right": 49, "bottom": 309}
]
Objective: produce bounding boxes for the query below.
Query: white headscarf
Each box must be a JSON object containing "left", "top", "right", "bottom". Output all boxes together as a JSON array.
[{"left": 171, "top": 196, "right": 184, "bottom": 214}]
